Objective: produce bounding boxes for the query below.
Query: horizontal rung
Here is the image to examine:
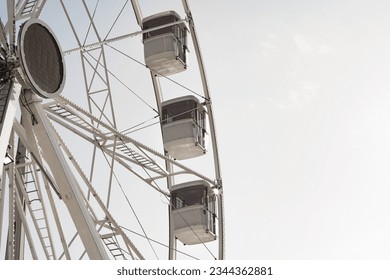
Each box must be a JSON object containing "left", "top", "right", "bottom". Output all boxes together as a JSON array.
[
  {"left": 100, "top": 233, "right": 116, "bottom": 239},
  {"left": 110, "top": 248, "right": 121, "bottom": 251},
  {"left": 27, "top": 189, "right": 38, "bottom": 193}
]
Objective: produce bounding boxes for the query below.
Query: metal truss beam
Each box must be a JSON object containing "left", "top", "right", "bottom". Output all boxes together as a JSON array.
[
  {"left": 24, "top": 92, "right": 108, "bottom": 260},
  {"left": 44, "top": 96, "right": 216, "bottom": 186},
  {"left": 0, "top": 80, "right": 21, "bottom": 168}
]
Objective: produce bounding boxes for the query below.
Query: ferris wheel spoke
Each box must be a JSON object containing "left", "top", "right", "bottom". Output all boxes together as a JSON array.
[
  {"left": 6, "top": 0, "right": 15, "bottom": 51},
  {"left": 0, "top": 169, "right": 6, "bottom": 253},
  {"left": 51, "top": 125, "right": 145, "bottom": 260},
  {"left": 130, "top": 0, "right": 142, "bottom": 27},
  {"left": 23, "top": 92, "right": 109, "bottom": 259},
  {"left": 58, "top": 0, "right": 82, "bottom": 47},
  {"left": 59, "top": 0, "right": 117, "bottom": 130},
  {"left": 15, "top": 97, "right": 145, "bottom": 260},
  {"left": 14, "top": 162, "right": 56, "bottom": 259},
  {"left": 81, "top": 0, "right": 103, "bottom": 43},
  {"left": 0, "top": 81, "right": 21, "bottom": 168},
  {"left": 44, "top": 96, "right": 216, "bottom": 184},
  {"left": 103, "top": 0, "right": 129, "bottom": 41},
  {"left": 81, "top": 0, "right": 101, "bottom": 46},
  {"left": 13, "top": 0, "right": 47, "bottom": 21},
  {"left": 10, "top": 172, "right": 39, "bottom": 259},
  {"left": 0, "top": 18, "right": 8, "bottom": 51}
]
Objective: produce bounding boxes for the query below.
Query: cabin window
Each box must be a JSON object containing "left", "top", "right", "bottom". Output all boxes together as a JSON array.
[
  {"left": 162, "top": 99, "right": 198, "bottom": 125},
  {"left": 171, "top": 186, "right": 207, "bottom": 209},
  {"left": 143, "top": 14, "right": 186, "bottom": 42}
]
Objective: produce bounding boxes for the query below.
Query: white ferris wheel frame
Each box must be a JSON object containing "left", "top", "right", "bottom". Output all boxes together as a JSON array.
[{"left": 0, "top": 0, "right": 224, "bottom": 260}]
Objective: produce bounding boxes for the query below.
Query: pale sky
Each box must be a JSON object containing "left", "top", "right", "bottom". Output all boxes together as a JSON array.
[
  {"left": 3, "top": 0, "right": 390, "bottom": 260},
  {"left": 191, "top": 0, "right": 390, "bottom": 259}
]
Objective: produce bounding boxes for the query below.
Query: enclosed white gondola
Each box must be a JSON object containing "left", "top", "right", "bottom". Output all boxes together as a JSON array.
[
  {"left": 161, "top": 95, "right": 207, "bottom": 160},
  {"left": 142, "top": 10, "right": 187, "bottom": 76},
  {"left": 171, "top": 180, "right": 216, "bottom": 245}
]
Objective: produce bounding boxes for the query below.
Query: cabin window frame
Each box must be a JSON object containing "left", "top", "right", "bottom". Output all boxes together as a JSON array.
[
  {"left": 142, "top": 13, "right": 187, "bottom": 62},
  {"left": 162, "top": 99, "right": 201, "bottom": 125},
  {"left": 171, "top": 186, "right": 208, "bottom": 210}
]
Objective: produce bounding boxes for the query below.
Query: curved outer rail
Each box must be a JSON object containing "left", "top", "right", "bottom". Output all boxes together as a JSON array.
[
  {"left": 181, "top": 0, "right": 224, "bottom": 260},
  {"left": 131, "top": 0, "right": 225, "bottom": 260}
]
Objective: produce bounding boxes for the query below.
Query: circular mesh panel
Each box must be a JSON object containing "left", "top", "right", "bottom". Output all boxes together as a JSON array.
[{"left": 19, "top": 20, "right": 64, "bottom": 97}]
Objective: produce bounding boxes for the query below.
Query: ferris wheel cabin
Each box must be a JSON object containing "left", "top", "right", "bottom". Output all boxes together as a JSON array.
[
  {"left": 161, "top": 95, "right": 207, "bottom": 160},
  {"left": 171, "top": 180, "right": 216, "bottom": 245},
  {"left": 142, "top": 11, "right": 187, "bottom": 76}
]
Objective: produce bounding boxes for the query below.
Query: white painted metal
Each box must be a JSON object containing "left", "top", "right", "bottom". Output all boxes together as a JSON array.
[
  {"left": 5, "top": 0, "right": 46, "bottom": 52},
  {"left": 14, "top": 0, "right": 46, "bottom": 20},
  {"left": 129, "top": 0, "right": 224, "bottom": 260},
  {"left": 59, "top": 0, "right": 117, "bottom": 128},
  {"left": 63, "top": 19, "right": 188, "bottom": 56},
  {"left": 0, "top": 81, "right": 21, "bottom": 167},
  {"left": 12, "top": 118, "right": 71, "bottom": 259},
  {"left": 44, "top": 96, "right": 215, "bottom": 185},
  {"left": 181, "top": 0, "right": 225, "bottom": 260},
  {"left": 52, "top": 127, "right": 144, "bottom": 259},
  {"left": 180, "top": 0, "right": 223, "bottom": 188},
  {"left": 12, "top": 137, "right": 28, "bottom": 260},
  {"left": 131, "top": 0, "right": 143, "bottom": 27},
  {"left": 0, "top": 19, "right": 8, "bottom": 50},
  {"left": 11, "top": 169, "right": 39, "bottom": 259},
  {"left": 0, "top": 168, "right": 7, "bottom": 254},
  {"left": 6, "top": 0, "right": 15, "bottom": 52},
  {"left": 6, "top": 164, "right": 14, "bottom": 259},
  {"left": 150, "top": 73, "right": 177, "bottom": 260},
  {"left": 14, "top": 162, "right": 56, "bottom": 259},
  {"left": 25, "top": 92, "right": 108, "bottom": 259}
]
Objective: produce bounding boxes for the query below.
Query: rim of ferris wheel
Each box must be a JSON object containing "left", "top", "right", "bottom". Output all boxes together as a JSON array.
[{"left": 17, "top": 19, "right": 65, "bottom": 99}]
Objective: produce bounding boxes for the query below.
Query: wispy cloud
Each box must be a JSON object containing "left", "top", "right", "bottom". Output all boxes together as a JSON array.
[
  {"left": 259, "top": 33, "right": 279, "bottom": 57},
  {"left": 268, "top": 81, "right": 321, "bottom": 110},
  {"left": 294, "top": 34, "right": 337, "bottom": 56},
  {"left": 260, "top": 42, "right": 280, "bottom": 56}
]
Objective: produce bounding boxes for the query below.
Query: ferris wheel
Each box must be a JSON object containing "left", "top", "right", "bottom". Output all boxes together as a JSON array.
[{"left": 0, "top": 0, "right": 224, "bottom": 260}]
